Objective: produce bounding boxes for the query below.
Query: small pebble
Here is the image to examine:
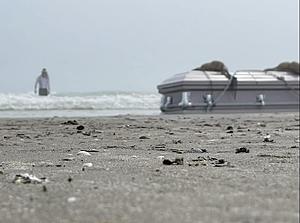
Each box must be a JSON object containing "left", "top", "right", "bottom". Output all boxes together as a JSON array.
[{"left": 139, "top": 136, "right": 149, "bottom": 139}]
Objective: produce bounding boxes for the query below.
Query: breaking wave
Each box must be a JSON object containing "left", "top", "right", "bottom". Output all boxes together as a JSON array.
[{"left": 0, "top": 91, "right": 161, "bottom": 111}]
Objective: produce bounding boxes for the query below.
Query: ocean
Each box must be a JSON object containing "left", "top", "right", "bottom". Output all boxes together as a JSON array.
[{"left": 0, "top": 91, "right": 161, "bottom": 118}]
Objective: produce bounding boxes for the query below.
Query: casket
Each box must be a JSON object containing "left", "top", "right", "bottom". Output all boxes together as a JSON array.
[{"left": 157, "top": 70, "right": 299, "bottom": 113}]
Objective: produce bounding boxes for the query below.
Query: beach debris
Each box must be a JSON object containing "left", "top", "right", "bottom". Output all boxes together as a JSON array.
[
  {"left": 0, "top": 170, "right": 4, "bottom": 175},
  {"left": 106, "top": 145, "right": 117, "bottom": 149},
  {"left": 154, "top": 144, "right": 166, "bottom": 149},
  {"left": 257, "top": 122, "right": 266, "bottom": 127},
  {"left": 207, "top": 156, "right": 218, "bottom": 161},
  {"left": 162, "top": 157, "right": 184, "bottom": 165},
  {"left": 171, "top": 149, "right": 184, "bottom": 154},
  {"left": 174, "top": 158, "right": 184, "bottom": 165},
  {"left": 188, "top": 156, "right": 233, "bottom": 167},
  {"left": 263, "top": 134, "right": 274, "bottom": 142},
  {"left": 77, "top": 151, "right": 91, "bottom": 156},
  {"left": 13, "top": 173, "right": 47, "bottom": 184},
  {"left": 203, "top": 123, "right": 213, "bottom": 127},
  {"left": 62, "top": 157, "right": 75, "bottom": 161},
  {"left": 67, "top": 197, "right": 77, "bottom": 203},
  {"left": 76, "top": 125, "right": 85, "bottom": 131},
  {"left": 82, "top": 162, "right": 93, "bottom": 171},
  {"left": 172, "top": 139, "right": 182, "bottom": 144},
  {"left": 213, "top": 159, "right": 234, "bottom": 167},
  {"left": 82, "top": 131, "right": 91, "bottom": 136},
  {"left": 188, "top": 148, "right": 207, "bottom": 153},
  {"left": 16, "top": 133, "right": 31, "bottom": 139},
  {"left": 157, "top": 155, "right": 165, "bottom": 160},
  {"left": 235, "top": 147, "right": 250, "bottom": 153},
  {"left": 62, "top": 120, "right": 79, "bottom": 125},
  {"left": 139, "top": 135, "right": 149, "bottom": 139},
  {"left": 226, "top": 130, "right": 234, "bottom": 134},
  {"left": 80, "top": 149, "right": 100, "bottom": 153}
]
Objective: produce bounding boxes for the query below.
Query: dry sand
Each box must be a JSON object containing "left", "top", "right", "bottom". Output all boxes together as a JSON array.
[{"left": 0, "top": 113, "right": 299, "bottom": 223}]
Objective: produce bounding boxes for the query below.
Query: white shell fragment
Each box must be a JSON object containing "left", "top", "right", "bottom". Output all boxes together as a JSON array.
[
  {"left": 82, "top": 162, "right": 93, "bottom": 168},
  {"left": 13, "top": 173, "right": 46, "bottom": 184},
  {"left": 77, "top": 151, "right": 91, "bottom": 156},
  {"left": 67, "top": 197, "right": 77, "bottom": 203}
]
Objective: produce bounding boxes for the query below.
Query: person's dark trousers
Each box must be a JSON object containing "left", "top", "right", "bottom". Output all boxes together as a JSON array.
[{"left": 39, "top": 88, "right": 49, "bottom": 96}]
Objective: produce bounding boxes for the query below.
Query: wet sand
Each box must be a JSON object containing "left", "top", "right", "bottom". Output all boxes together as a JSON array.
[{"left": 0, "top": 113, "right": 299, "bottom": 223}]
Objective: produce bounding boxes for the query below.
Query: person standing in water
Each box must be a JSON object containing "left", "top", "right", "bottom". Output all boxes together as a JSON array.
[{"left": 34, "top": 68, "right": 50, "bottom": 96}]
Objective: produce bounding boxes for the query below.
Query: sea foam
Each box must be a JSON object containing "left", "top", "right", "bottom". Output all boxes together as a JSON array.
[{"left": 0, "top": 92, "right": 160, "bottom": 111}]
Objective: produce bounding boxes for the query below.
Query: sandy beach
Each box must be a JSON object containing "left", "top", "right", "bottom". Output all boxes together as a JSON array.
[{"left": 0, "top": 112, "right": 299, "bottom": 223}]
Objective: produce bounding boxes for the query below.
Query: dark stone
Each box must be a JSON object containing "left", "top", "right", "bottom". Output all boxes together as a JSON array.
[
  {"left": 263, "top": 138, "right": 274, "bottom": 143},
  {"left": 216, "top": 159, "right": 225, "bottom": 164},
  {"left": 235, "top": 147, "right": 250, "bottom": 153},
  {"left": 226, "top": 126, "right": 233, "bottom": 130},
  {"left": 162, "top": 159, "right": 173, "bottom": 165},
  {"left": 62, "top": 157, "right": 74, "bottom": 161},
  {"left": 139, "top": 136, "right": 149, "bottom": 139},
  {"left": 68, "top": 177, "right": 73, "bottom": 182},
  {"left": 77, "top": 125, "right": 85, "bottom": 130},
  {"left": 62, "top": 120, "right": 78, "bottom": 125}
]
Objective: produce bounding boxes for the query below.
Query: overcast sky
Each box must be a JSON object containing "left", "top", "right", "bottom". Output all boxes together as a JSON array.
[{"left": 0, "top": 0, "right": 298, "bottom": 93}]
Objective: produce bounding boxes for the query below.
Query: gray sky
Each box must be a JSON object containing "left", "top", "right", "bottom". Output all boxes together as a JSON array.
[{"left": 0, "top": 0, "right": 299, "bottom": 93}]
